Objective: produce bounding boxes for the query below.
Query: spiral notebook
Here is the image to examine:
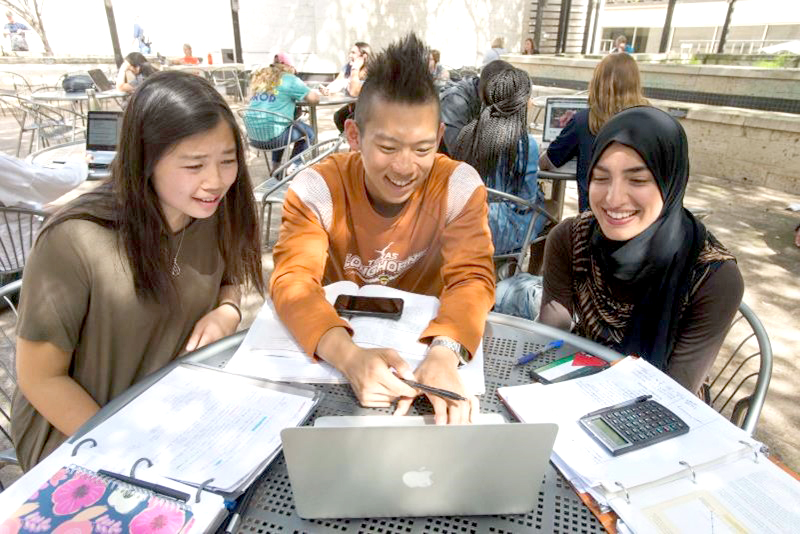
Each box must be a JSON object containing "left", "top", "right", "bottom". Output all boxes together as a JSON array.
[{"left": 1, "top": 465, "right": 194, "bottom": 532}]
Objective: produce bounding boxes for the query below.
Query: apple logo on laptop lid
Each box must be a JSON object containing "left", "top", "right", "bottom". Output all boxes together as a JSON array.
[{"left": 402, "top": 467, "right": 433, "bottom": 488}]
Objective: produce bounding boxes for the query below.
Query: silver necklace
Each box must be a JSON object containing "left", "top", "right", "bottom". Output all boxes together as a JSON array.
[{"left": 171, "top": 228, "right": 187, "bottom": 277}]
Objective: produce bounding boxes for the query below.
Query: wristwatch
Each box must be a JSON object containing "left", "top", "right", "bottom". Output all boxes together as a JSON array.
[{"left": 429, "top": 336, "right": 471, "bottom": 367}]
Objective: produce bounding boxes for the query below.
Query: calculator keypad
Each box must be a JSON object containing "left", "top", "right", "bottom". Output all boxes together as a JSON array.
[{"left": 601, "top": 401, "right": 689, "bottom": 444}]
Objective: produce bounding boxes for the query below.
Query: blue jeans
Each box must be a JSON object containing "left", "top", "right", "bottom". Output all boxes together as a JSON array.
[{"left": 250, "top": 121, "right": 315, "bottom": 163}]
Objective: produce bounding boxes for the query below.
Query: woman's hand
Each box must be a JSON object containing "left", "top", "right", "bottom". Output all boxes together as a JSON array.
[
  {"left": 185, "top": 304, "right": 240, "bottom": 352},
  {"left": 351, "top": 55, "right": 365, "bottom": 73}
]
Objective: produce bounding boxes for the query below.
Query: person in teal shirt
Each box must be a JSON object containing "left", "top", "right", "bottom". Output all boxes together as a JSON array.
[{"left": 244, "top": 53, "right": 320, "bottom": 164}]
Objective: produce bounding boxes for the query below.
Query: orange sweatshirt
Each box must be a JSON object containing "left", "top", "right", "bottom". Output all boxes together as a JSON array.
[{"left": 271, "top": 151, "right": 496, "bottom": 358}]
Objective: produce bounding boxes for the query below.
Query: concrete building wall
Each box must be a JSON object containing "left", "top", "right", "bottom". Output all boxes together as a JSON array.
[{"left": 14, "top": 0, "right": 525, "bottom": 71}]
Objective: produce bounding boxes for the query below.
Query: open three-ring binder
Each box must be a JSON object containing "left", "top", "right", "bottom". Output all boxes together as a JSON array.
[
  {"left": 0, "top": 363, "right": 322, "bottom": 531},
  {"left": 497, "top": 357, "right": 800, "bottom": 533}
]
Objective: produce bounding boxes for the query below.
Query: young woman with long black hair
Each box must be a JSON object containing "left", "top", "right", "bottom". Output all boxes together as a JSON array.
[{"left": 12, "top": 71, "right": 264, "bottom": 470}]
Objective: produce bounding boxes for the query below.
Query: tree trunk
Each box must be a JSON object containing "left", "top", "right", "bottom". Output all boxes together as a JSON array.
[{"left": 31, "top": 0, "right": 53, "bottom": 56}]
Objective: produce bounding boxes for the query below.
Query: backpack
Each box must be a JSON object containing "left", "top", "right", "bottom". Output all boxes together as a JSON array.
[
  {"left": 62, "top": 74, "right": 95, "bottom": 93},
  {"left": 10, "top": 32, "right": 28, "bottom": 52}
]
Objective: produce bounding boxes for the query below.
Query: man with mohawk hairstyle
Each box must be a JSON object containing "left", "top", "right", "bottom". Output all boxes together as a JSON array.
[{"left": 271, "top": 33, "right": 495, "bottom": 425}]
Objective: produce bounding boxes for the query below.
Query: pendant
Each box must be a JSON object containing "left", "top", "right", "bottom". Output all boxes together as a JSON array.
[{"left": 171, "top": 259, "right": 181, "bottom": 277}]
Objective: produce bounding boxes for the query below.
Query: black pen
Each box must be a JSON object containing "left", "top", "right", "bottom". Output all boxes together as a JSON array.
[
  {"left": 97, "top": 469, "right": 189, "bottom": 502},
  {"left": 396, "top": 376, "right": 468, "bottom": 402},
  {"left": 583, "top": 394, "right": 652, "bottom": 418}
]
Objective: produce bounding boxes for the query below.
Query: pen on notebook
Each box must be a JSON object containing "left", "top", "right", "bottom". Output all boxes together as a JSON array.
[
  {"left": 97, "top": 469, "right": 190, "bottom": 502},
  {"left": 516, "top": 339, "right": 564, "bottom": 365},
  {"left": 395, "top": 376, "right": 468, "bottom": 402},
  {"left": 583, "top": 394, "right": 652, "bottom": 418}
]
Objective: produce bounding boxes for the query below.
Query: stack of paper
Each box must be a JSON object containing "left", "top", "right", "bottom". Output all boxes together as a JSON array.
[
  {"left": 497, "top": 357, "right": 800, "bottom": 532},
  {"left": 78, "top": 364, "right": 319, "bottom": 495},
  {"left": 226, "top": 281, "right": 486, "bottom": 394}
]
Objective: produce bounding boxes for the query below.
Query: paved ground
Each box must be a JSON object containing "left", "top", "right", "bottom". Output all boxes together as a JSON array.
[{"left": 0, "top": 81, "right": 797, "bottom": 493}]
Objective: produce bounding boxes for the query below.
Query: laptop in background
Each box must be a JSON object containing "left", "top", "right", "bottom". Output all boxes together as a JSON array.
[
  {"left": 281, "top": 420, "right": 558, "bottom": 519},
  {"left": 87, "top": 69, "right": 115, "bottom": 92},
  {"left": 542, "top": 97, "right": 590, "bottom": 143},
  {"left": 86, "top": 111, "right": 122, "bottom": 169}
]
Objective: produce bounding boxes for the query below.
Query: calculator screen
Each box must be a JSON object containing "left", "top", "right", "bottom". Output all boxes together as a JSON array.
[{"left": 588, "top": 418, "right": 627, "bottom": 446}]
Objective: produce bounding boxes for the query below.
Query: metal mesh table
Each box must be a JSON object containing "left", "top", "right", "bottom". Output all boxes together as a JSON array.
[{"left": 207, "top": 317, "right": 610, "bottom": 534}]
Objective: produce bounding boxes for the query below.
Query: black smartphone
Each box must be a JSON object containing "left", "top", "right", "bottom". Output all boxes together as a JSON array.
[{"left": 333, "top": 295, "right": 404, "bottom": 319}]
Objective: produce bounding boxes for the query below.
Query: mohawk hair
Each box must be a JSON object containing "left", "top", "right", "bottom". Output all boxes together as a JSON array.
[{"left": 354, "top": 33, "right": 440, "bottom": 129}]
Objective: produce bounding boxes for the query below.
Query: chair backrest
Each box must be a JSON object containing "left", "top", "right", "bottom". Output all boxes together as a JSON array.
[
  {"left": 0, "top": 207, "right": 48, "bottom": 277},
  {"left": 257, "top": 136, "right": 345, "bottom": 249},
  {"left": 485, "top": 187, "right": 557, "bottom": 280},
  {"left": 702, "top": 301, "right": 772, "bottom": 435},
  {"left": 0, "top": 71, "right": 32, "bottom": 94},
  {"left": 237, "top": 107, "right": 295, "bottom": 141},
  {"left": 0, "top": 94, "right": 30, "bottom": 128},
  {"left": 0, "top": 279, "right": 22, "bottom": 448},
  {"left": 209, "top": 67, "right": 244, "bottom": 101}
]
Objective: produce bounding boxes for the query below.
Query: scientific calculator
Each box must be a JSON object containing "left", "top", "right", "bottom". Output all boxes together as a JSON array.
[{"left": 579, "top": 397, "right": 690, "bottom": 456}]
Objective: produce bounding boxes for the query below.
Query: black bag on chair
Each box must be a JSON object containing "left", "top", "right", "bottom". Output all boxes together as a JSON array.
[{"left": 62, "top": 74, "right": 94, "bottom": 93}]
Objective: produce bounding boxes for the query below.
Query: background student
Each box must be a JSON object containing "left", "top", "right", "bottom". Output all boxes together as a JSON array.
[
  {"left": 244, "top": 52, "right": 319, "bottom": 165},
  {"left": 12, "top": 71, "right": 264, "bottom": 471},
  {"left": 321, "top": 41, "right": 371, "bottom": 132},
  {"left": 116, "top": 51, "right": 157, "bottom": 93},
  {"left": 539, "top": 106, "right": 743, "bottom": 393},
  {"left": 453, "top": 64, "right": 545, "bottom": 257},
  {"left": 539, "top": 53, "right": 648, "bottom": 212}
]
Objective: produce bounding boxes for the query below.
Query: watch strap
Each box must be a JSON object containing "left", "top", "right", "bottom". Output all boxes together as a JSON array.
[{"left": 430, "top": 336, "right": 471, "bottom": 366}]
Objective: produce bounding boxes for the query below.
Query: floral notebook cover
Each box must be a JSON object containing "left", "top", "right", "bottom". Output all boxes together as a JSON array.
[{"left": 1, "top": 465, "right": 194, "bottom": 533}]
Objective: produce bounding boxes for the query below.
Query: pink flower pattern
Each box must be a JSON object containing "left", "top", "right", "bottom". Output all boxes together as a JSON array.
[
  {"left": 49, "top": 468, "right": 69, "bottom": 487},
  {"left": 21, "top": 511, "right": 51, "bottom": 532},
  {"left": 93, "top": 514, "right": 123, "bottom": 534},
  {"left": 129, "top": 498, "right": 187, "bottom": 534},
  {"left": 50, "top": 474, "right": 107, "bottom": 515},
  {"left": 51, "top": 520, "right": 93, "bottom": 534}
]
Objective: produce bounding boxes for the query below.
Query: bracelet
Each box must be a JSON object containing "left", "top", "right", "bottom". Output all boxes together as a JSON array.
[{"left": 218, "top": 301, "right": 242, "bottom": 323}]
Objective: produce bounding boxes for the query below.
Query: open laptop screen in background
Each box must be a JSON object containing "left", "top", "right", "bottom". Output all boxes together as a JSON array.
[
  {"left": 86, "top": 111, "right": 122, "bottom": 153},
  {"left": 542, "top": 97, "right": 590, "bottom": 143},
  {"left": 87, "top": 69, "right": 115, "bottom": 92}
]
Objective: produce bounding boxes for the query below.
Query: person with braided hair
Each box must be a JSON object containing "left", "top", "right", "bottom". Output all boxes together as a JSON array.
[{"left": 453, "top": 63, "right": 546, "bottom": 257}]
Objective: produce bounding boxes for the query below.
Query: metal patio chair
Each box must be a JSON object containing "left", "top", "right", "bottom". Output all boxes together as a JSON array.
[
  {"left": 0, "top": 207, "right": 48, "bottom": 279},
  {"left": 209, "top": 66, "right": 245, "bottom": 102},
  {"left": 237, "top": 107, "right": 310, "bottom": 177},
  {"left": 702, "top": 301, "right": 773, "bottom": 435},
  {"left": 0, "top": 279, "right": 22, "bottom": 489},
  {"left": 256, "top": 136, "right": 345, "bottom": 249},
  {"left": 486, "top": 187, "right": 558, "bottom": 280}
]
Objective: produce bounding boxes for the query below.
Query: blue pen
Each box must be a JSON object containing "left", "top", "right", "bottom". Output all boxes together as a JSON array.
[{"left": 516, "top": 339, "right": 564, "bottom": 365}]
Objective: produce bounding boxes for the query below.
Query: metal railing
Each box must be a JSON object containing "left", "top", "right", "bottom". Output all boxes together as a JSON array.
[{"left": 677, "top": 39, "right": 788, "bottom": 55}]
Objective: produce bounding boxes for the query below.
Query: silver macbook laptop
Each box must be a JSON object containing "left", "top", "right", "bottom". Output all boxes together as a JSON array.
[
  {"left": 87, "top": 69, "right": 115, "bottom": 92},
  {"left": 542, "top": 97, "right": 589, "bottom": 143},
  {"left": 280, "top": 418, "right": 558, "bottom": 519},
  {"left": 86, "top": 111, "right": 122, "bottom": 168}
]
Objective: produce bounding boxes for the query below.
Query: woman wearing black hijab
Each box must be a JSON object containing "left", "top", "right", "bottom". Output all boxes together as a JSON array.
[{"left": 540, "top": 106, "right": 743, "bottom": 393}]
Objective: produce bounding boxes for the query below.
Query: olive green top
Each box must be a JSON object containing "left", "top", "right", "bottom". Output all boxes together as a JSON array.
[{"left": 12, "top": 215, "right": 225, "bottom": 471}]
